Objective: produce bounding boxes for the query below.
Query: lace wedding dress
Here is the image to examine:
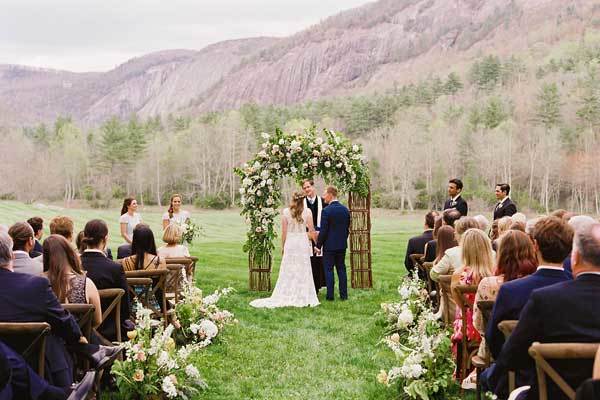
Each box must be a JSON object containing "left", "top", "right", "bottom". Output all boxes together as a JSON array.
[{"left": 250, "top": 208, "right": 320, "bottom": 308}]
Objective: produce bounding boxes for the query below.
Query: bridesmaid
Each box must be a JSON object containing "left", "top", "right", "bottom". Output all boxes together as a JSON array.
[
  {"left": 162, "top": 193, "right": 190, "bottom": 229},
  {"left": 118, "top": 197, "right": 142, "bottom": 259}
]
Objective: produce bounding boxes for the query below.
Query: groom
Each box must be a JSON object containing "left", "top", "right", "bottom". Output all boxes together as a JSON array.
[
  {"left": 317, "top": 186, "right": 350, "bottom": 301},
  {"left": 302, "top": 179, "right": 327, "bottom": 293}
]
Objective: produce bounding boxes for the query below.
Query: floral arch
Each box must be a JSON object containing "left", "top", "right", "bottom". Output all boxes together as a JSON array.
[{"left": 236, "top": 128, "right": 372, "bottom": 291}]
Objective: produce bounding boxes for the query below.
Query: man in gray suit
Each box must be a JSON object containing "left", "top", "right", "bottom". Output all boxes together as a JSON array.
[{"left": 8, "top": 222, "right": 42, "bottom": 275}]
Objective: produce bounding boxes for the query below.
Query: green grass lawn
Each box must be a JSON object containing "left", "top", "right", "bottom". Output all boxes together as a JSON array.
[{"left": 0, "top": 201, "right": 426, "bottom": 399}]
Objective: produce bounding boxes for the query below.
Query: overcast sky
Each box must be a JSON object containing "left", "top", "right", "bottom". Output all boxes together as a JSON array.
[{"left": 0, "top": 0, "right": 373, "bottom": 72}]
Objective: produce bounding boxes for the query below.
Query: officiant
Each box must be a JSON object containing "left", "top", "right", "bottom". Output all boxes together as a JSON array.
[{"left": 302, "top": 179, "right": 327, "bottom": 293}]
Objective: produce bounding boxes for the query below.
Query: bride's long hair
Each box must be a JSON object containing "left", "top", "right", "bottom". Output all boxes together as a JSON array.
[{"left": 289, "top": 192, "right": 305, "bottom": 223}]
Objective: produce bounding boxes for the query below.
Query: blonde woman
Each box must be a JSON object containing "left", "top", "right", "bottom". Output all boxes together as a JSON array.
[
  {"left": 450, "top": 228, "right": 494, "bottom": 389},
  {"left": 157, "top": 224, "right": 190, "bottom": 258},
  {"left": 250, "top": 192, "right": 319, "bottom": 308}
]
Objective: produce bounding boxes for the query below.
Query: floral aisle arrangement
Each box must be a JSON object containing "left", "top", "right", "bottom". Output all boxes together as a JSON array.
[
  {"left": 174, "top": 276, "right": 237, "bottom": 346},
  {"left": 111, "top": 306, "right": 207, "bottom": 399},
  {"left": 235, "top": 127, "right": 369, "bottom": 261},
  {"left": 377, "top": 274, "right": 459, "bottom": 400}
]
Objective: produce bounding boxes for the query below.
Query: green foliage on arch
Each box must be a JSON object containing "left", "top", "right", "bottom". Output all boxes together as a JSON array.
[{"left": 235, "top": 128, "right": 369, "bottom": 260}]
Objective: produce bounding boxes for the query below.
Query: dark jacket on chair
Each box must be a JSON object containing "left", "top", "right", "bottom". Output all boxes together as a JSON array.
[
  {"left": 404, "top": 230, "right": 433, "bottom": 274},
  {"left": 80, "top": 251, "right": 131, "bottom": 341},
  {"left": 316, "top": 201, "right": 350, "bottom": 252},
  {"left": 0, "top": 269, "right": 81, "bottom": 388},
  {"left": 491, "top": 274, "right": 600, "bottom": 400}
]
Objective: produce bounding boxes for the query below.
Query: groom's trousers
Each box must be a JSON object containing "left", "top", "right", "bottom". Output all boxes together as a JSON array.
[{"left": 322, "top": 250, "right": 348, "bottom": 300}]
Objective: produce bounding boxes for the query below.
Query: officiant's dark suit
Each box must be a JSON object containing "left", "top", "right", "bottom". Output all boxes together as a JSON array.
[
  {"left": 305, "top": 196, "right": 327, "bottom": 292},
  {"left": 443, "top": 196, "right": 468, "bottom": 216},
  {"left": 317, "top": 199, "right": 350, "bottom": 301}
]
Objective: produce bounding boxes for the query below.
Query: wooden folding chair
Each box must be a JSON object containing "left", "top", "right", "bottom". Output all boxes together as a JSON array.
[
  {"left": 95, "top": 288, "right": 125, "bottom": 344},
  {"left": 165, "top": 264, "right": 185, "bottom": 305},
  {"left": 473, "top": 300, "right": 495, "bottom": 400},
  {"left": 165, "top": 256, "right": 198, "bottom": 281},
  {"left": 529, "top": 342, "right": 600, "bottom": 400},
  {"left": 499, "top": 320, "right": 519, "bottom": 393},
  {"left": 437, "top": 274, "right": 455, "bottom": 326},
  {"left": 62, "top": 303, "right": 95, "bottom": 376},
  {"left": 126, "top": 269, "right": 168, "bottom": 325},
  {"left": 0, "top": 322, "right": 50, "bottom": 376},
  {"left": 453, "top": 284, "right": 480, "bottom": 382}
]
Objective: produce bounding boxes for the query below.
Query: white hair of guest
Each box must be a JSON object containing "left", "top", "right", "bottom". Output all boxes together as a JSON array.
[
  {"left": 473, "top": 215, "right": 490, "bottom": 232},
  {"left": 525, "top": 218, "right": 541, "bottom": 235},
  {"left": 568, "top": 215, "right": 596, "bottom": 235},
  {"left": 512, "top": 213, "right": 527, "bottom": 224},
  {"left": 0, "top": 231, "right": 13, "bottom": 269}
]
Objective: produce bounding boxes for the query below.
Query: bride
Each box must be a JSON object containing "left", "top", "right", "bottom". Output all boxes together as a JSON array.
[{"left": 250, "top": 192, "right": 320, "bottom": 308}]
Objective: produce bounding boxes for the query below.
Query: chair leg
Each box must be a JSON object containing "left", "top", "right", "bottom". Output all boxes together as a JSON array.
[{"left": 476, "top": 367, "right": 482, "bottom": 400}]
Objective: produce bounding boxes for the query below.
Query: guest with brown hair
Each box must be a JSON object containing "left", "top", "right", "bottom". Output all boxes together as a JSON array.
[
  {"left": 49, "top": 216, "right": 75, "bottom": 243},
  {"left": 44, "top": 235, "right": 102, "bottom": 328},
  {"left": 404, "top": 211, "right": 438, "bottom": 275},
  {"left": 27, "top": 216, "right": 44, "bottom": 257},
  {"left": 8, "top": 222, "right": 43, "bottom": 275},
  {"left": 423, "top": 216, "right": 443, "bottom": 263},
  {"left": 430, "top": 216, "right": 481, "bottom": 281}
]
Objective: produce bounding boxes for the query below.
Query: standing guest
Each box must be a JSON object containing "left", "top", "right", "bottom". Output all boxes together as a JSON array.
[
  {"left": 493, "top": 183, "right": 517, "bottom": 220},
  {"left": 8, "top": 222, "right": 42, "bottom": 275},
  {"left": 442, "top": 208, "right": 462, "bottom": 228},
  {"left": 423, "top": 217, "right": 443, "bottom": 263},
  {"left": 302, "top": 179, "right": 327, "bottom": 293},
  {"left": 404, "top": 211, "right": 438, "bottom": 275},
  {"left": 44, "top": 235, "right": 102, "bottom": 329},
  {"left": 118, "top": 197, "right": 142, "bottom": 259},
  {"left": 481, "top": 217, "right": 572, "bottom": 398},
  {"left": 450, "top": 228, "right": 494, "bottom": 389},
  {"left": 488, "top": 222, "right": 600, "bottom": 400},
  {"left": 27, "top": 216, "right": 44, "bottom": 257},
  {"left": 157, "top": 224, "right": 190, "bottom": 258},
  {"left": 80, "top": 220, "right": 131, "bottom": 342},
  {"left": 444, "top": 179, "right": 468, "bottom": 216},
  {"left": 49, "top": 216, "right": 75, "bottom": 243},
  {"left": 316, "top": 186, "right": 351, "bottom": 301},
  {"left": 162, "top": 193, "right": 191, "bottom": 229}
]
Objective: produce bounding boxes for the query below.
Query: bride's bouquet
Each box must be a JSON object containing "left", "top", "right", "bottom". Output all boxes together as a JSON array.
[{"left": 180, "top": 220, "right": 202, "bottom": 245}]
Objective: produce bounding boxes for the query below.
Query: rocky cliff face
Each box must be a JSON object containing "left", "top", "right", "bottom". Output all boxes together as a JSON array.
[{"left": 0, "top": 0, "right": 596, "bottom": 125}]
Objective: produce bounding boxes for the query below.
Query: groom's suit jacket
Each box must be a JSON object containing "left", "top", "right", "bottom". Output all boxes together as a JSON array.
[
  {"left": 305, "top": 196, "right": 327, "bottom": 256},
  {"left": 316, "top": 201, "right": 350, "bottom": 252}
]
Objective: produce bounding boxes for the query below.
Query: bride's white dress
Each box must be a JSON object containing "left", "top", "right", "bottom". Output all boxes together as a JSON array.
[{"left": 250, "top": 208, "right": 320, "bottom": 308}]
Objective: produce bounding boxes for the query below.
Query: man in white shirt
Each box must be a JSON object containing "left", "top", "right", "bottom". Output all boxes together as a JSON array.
[{"left": 302, "top": 179, "right": 327, "bottom": 293}]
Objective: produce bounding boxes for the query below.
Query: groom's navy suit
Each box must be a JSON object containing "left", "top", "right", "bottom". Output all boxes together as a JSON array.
[{"left": 317, "top": 200, "right": 350, "bottom": 300}]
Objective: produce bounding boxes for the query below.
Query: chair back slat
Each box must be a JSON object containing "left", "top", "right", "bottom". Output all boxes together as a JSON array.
[
  {"left": 528, "top": 342, "right": 600, "bottom": 400},
  {"left": 97, "top": 288, "right": 125, "bottom": 343},
  {"left": 165, "top": 264, "right": 185, "bottom": 304},
  {"left": 126, "top": 269, "right": 169, "bottom": 325},
  {"left": 476, "top": 300, "right": 495, "bottom": 333},
  {"left": 437, "top": 275, "right": 453, "bottom": 326},
  {"left": 498, "top": 319, "right": 519, "bottom": 393},
  {"left": 0, "top": 322, "right": 50, "bottom": 376},
  {"left": 165, "top": 257, "right": 197, "bottom": 281},
  {"left": 62, "top": 303, "right": 95, "bottom": 342},
  {"left": 453, "top": 284, "right": 479, "bottom": 381}
]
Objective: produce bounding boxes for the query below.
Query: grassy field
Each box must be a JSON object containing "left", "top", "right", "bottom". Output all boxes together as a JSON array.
[{"left": 0, "top": 201, "right": 426, "bottom": 400}]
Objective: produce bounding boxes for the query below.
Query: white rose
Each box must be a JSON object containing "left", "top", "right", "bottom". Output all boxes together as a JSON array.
[
  {"left": 198, "top": 319, "right": 219, "bottom": 339},
  {"left": 310, "top": 158, "right": 318, "bottom": 166},
  {"left": 260, "top": 180, "right": 266, "bottom": 187},
  {"left": 397, "top": 308, "right": 413, "bottom": 328},
  {"left": 336, "top": 163, "right": 342, "bottom": 168},
  {"left": 272, "top": 144, "right": 280, "bottom": 153},
  {"left": 341, "top": 148, "right": 347, "bottom": 155},
  {"left": 290, "top": 166, "right": 298, "bottom": 173},
  {"left": 267, "top": 178, "right": 273, "bottom": 185},
  {"left": 302, "top": 163, "right": 308, "bottom": 168},
  {"left": 278, "top": 139, "right": 284, "bottom": 145},
  {"left": 324, "top": 161, "right": 331, "bottom": 168},
  {"left": 352, "top": 144, "right": 359, "bottom": 152}
]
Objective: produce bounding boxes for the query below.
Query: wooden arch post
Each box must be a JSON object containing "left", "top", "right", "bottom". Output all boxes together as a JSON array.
[{"left": 348, "top": 189, "right": 373, "bottom": 288}]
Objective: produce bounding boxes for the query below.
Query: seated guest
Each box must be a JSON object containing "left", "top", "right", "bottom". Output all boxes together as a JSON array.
[
  {"left": 0, "top": 231, "right": 118, "bottom": 389},
  {"left": 404, "top": 211, "right": 437, "bottom": 275},
  {"left": 430, "top": 216, "right": 480, "bottom": 281},
  {"left": 563, "top": 216, "right": 596, "bottom": 279},
  {"left": 431, "top": 225, "right": 458, "bottom": 319},
  {"left": 473, "top": 230, "right": 537, "bottom": 359},
  {"left": 121, "top": 224, "right": 166, "bottom": 272},
  {"left": 0, "top": 339, "right": 95, "bottom": 400},
  {"left": 442, "top": 208, "right": 462, "bottom": 228},
  {"left": 44, "top": 235, "right": 103, "bottom": 329},
  {"left": 8, "top": 222, "right": 42, "bottom": 275},
  {"left": 49, "top": 216, "right": 75, "bottom": 243},
  {"left": 158, "top": 224, "right": 191, "bottom": 259},
  {"left": 423, "top": 217, "right": 442, "bottom": 263},
  {"left": 492, "top": 216, "right": 512, "bottom": 251},
  {"left": 482, "top": 216, "right": 572, "bottom": 397},
  {"left": 75, "top": 231, "right": 87, "bottom": 254},
  {"left": 509, "top": 221, "right": 526, "bottom": 232},
  {"left": 80, "top": 220, "right": 131, "bottom": 342},
  {"left": 474, "top": 214, "right": 490, "bottom": 234},
  {"left": 511, "top": 212, "right": 527, "bottom": 225},
  {"left": 450, "top": 228, "right": 494, "bottom": 389},
  {"left": 490, "top": 222, "right": 600, "bottom": 400},
  {"left": 27, "top": 216, "right": 44, "bottom": 257},
  {"left": 576, "top": 346, "right": 600, "bottom": 400}
]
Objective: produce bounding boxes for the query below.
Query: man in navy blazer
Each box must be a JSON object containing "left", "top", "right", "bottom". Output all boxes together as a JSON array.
[
  {"left": 482, "top": 216, "right": 573, "bottom": 398},
  {"left": 491, "top": 222, "right": 600, "bottom": 400},
  {"left": 317, "top": 186, "right": 351, "bottom": 301}
]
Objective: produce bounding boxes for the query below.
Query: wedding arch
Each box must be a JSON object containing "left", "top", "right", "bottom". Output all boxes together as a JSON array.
[{"left": 236, "top": 128, "right": 372, "bottom": 291}]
